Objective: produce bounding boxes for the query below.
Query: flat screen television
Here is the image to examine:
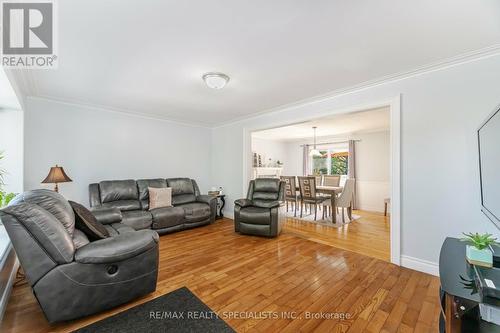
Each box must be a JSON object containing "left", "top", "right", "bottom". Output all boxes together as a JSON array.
[{"left": 478, "top": 105, "right": 500, "bottom": 230}]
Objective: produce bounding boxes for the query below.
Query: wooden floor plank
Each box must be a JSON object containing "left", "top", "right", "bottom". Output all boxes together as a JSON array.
[
  {"left": 284, "top": 210, "right": 391, "bottom": 261},
  {"left": 1, "top": 218, "right": 438, "bottom": 333}
]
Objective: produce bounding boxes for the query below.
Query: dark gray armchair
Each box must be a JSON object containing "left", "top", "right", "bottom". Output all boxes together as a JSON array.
[
  {"left": 0, "top": 189, "right": 159, "bottom": 323},
  {"left": 234, "top": 178, "right": 286, "bottom": 237}
]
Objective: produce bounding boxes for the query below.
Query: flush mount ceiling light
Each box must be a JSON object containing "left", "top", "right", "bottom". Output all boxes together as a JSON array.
[
  {"left": 309, "top": 126, "right": 322, "bottom": 157},
  {"left": 202, "top": 72, "right": 230, "bottom": 89}
]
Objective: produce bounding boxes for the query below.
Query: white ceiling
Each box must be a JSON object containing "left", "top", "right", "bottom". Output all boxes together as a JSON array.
[
  {"left": 252, "top": 107, "right": 390, "bottom": 141},
  {"left": 0, "top": 70, "right": 21, "bottom": 110},
  {"left": 12, "top": 0, "right": 500, "bottom": 126}
]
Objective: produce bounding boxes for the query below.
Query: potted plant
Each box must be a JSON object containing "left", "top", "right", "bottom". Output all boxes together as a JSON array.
[
  {"left": 461, "top": 232, "right": 498, "bottom": 267},
  {"left": 0, "top": 151, "right": 16, "bottom": 208}
]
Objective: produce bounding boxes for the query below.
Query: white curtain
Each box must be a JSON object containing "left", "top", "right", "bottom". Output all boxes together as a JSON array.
[
  {"left": 302, "top": 145, "right": 310, "bottom": 176},
  {"left": 348, "top": 140, "right": 357, "bottom": 209}
]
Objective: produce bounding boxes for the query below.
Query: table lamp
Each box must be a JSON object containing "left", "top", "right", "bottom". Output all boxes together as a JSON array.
[{"left": 41, "top": 165, "right": 72, "bottom": 192}]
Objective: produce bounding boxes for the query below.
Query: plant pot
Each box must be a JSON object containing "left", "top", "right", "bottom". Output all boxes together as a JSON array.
[{"left": 466, "top": 245, "right": 493, "bottom": 267}]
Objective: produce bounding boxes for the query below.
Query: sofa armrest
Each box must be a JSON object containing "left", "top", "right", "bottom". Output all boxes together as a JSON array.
[
  {"left": 234, "top": 198, "right": 254, "bottom": 208},
  {"left": 75, "top": 230, "right": 159, "bottom": 264},
  {"left": 91, "top": 207, "right": 122, "bottom": 225},
  {"left": 196, "top": 195, "right": 216, "bottom": 205}
]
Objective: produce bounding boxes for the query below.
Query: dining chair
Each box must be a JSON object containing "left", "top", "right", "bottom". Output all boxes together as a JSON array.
[
  {"left": 298, "top": 176, "right": 329, "bottom": 220},
  {"left": 280, "top": 176, "right": 299, "bottom": 217},
  {"left": 308, "top": 174, "right": 323, "bottom": 187},
  {"left": 323, "top": 174, "right": 341, "bottom": 187},
  {"left": 323, "top": 178, "right": 355, "bottom": 223}
]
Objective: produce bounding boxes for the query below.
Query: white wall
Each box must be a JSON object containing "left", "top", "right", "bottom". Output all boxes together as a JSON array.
[
  {"left": 0, "top": 109, "right": 23, "bottom": 194},
  {"left": 283, "top": 141, "right": 303, "bottom": 177},
  {"left": 24, "top": 97, "right": 212, "bottom": 205},
  {"left": 251, "top": 137, "right": 289, "bottom": 172},
  {"left": 355, "top": 131, "right": 390, "bottom": 212},
  {"left": 211, "top": 53, "right": 500, "bottom": 269}
]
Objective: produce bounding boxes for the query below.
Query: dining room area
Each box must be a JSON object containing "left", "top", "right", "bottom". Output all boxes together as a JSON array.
[{"left": 250, "top": 107, "right": 392, "bottom": 261}]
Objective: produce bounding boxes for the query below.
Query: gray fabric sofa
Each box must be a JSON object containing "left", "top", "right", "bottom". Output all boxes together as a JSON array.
[
  {"left": 0, "top": 189, "right": 159, "bottom": 323},
  {"left": 234, "top": 178, "right": 286, "bottom": 237},
  {"left": 89, "top": 178, "right": 217, "bottom": 235}
]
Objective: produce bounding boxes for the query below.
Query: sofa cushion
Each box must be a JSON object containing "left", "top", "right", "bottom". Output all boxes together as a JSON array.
[
  {"left": 150, "top": 206, "right": 184, "bottom": 229},
  {"left": 137, "top": 178, "right": 167, "bottom": 209},
  {"left": 252, "top": 191, "right": 279, "bottom": 201},
  {"left": 91, "top": 207, "right": 122, "bottom": 225},
  {"left": 72, "top": 229, "right": 90, "bottom": 249},
  {"left": 177, "top": 202, "right": 211, "bottom": 223},
  {"left": 166, "top": 178, "right": 195, "bottom": 195},
  {"left": 121, "top": 210, "right": 153, "bottom": 230},
  {"left": 2, "top": 203, "right": 75, "bottom": 264},
  {"left": 69, "top": 201, "right": 109, "bottom": 240},
  {"left": 171, "top": 194, "right": 196, "bottom": 206},
  {"left": 254, "top": 178, "right": 280, "bottom": 192},
  {"left": 99, "top": 180, "right": 138, "bottom": 203},
  {"left": 9, "top": 189, "right": 76, "bottom": 237},
  {"left": 239, "top": 206, "right": 271, "bottom": 225},
  {"left": 102, "top": 200, "right": 141, "bottom": 211},
  {"left": 104, "top": 223, "right": 136, "bottom": 237}
]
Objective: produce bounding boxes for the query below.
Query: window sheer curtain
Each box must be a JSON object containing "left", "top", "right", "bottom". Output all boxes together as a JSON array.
[
  {"left": 348, "top": 140, "right": 357, "bottom": 209},
  {"left": 302, "top": 145, "right": 310, "bottom": 176}
]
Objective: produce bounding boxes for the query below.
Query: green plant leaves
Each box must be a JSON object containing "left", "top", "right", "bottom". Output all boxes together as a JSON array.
[{"left": 461, "top": 232, "right": 498, "bottom": 250}]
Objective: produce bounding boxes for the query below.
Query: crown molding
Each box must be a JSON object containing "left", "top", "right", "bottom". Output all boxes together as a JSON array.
[
  {"left": 7, "top": 44, "right": 500, "bottom": 129},
  {"left": 214, "top": 44, "right": 500, "bottom": 128},
  {"left": 25, "top": 95, "right": 213, "bottom": 129}
]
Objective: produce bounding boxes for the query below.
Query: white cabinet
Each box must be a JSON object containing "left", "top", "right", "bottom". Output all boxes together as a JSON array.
[{"left": 252, "top": 167, "right": 283, "bottom": 179}]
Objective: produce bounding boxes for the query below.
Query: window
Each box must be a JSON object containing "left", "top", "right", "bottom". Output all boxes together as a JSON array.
[
  {"left": 310, "top": 146, "right": 349, "bottom": 176},
  {"left": 331, "top": 152, "right": 348, "bottom": 175},
  {"left": 311, "top": 150, "right": 329, "bottom": 175}
]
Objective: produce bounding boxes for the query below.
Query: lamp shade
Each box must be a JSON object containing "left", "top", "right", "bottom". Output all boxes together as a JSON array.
[
  {"left": 41, "top": 165, "right": 72, "bottom": 184},
  {"left": 309, "top": 149, "right": 322, "bottom": 157}
]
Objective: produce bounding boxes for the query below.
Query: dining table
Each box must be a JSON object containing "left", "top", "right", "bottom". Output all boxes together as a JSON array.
[{"left": 296, "top": 185, "right": 343, "bottom": 224}]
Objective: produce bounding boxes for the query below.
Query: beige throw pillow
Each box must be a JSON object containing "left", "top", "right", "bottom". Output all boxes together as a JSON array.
[{"left": 148, "top": 187, "right": 172, "bottom": 210}]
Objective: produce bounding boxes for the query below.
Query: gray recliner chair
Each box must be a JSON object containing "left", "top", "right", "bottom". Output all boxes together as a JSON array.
[
  {"left": 234, "top": 178, "right": 286, "bottom": 237},
  {"left": 0, "top": 189, "right": 159, "bottom": 323}
]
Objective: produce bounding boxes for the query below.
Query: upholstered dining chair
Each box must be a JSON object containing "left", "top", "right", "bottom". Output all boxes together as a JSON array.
[
  {"left": 323, "top": 174, "right": 341, "bottom": 187},
  {"left": 323, "top": 178, "right": 356, "bottom": 223},
  {"left": 280, "top": 176, "right": 299, "bottom": 217},
  {"left": 308, "top": 174, "right": 323, "bottom": 187},
  {"left": 297, "top": 176, "right": 329, "bottom": 220}
]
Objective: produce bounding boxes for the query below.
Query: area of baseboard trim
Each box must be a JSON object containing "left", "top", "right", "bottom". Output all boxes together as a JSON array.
[{"left": 401, "top": 255, "right": 439, "bottom": 277}]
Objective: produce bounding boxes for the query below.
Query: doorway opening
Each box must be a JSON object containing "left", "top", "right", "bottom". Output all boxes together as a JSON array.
[{"left": 243, "top": 98, "right": 400, "bottom": 264}]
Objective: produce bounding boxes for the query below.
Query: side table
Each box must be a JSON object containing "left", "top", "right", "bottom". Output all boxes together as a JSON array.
[{"left": 210, "top": 194, "right": 226, "bottom": 219}]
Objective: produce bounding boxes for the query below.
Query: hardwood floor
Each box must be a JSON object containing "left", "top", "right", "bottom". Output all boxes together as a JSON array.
[
  {"left": 1, "top": 219, "right": 439, "bottom": 333},
  {"left": 283, "top": 210, "right": 391, "bottom": 261}
]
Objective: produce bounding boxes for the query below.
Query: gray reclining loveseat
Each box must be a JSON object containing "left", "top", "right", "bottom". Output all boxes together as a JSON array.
[
  {"left": 89, "top": 178, "right": 217, "bottom": 234},
  {"left": 0, "top": 189, "right": 159, "bottom": 323}
]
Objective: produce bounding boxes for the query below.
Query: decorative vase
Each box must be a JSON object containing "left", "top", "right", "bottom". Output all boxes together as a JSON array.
[{"left": 466, "top": 245, "right": 493, "bottom": 267}]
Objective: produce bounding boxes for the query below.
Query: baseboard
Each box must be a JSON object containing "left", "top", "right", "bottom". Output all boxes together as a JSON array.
[
  {"left": 356, "top": 206, "right": 385, "bottom": 214},
  {"left": 224, "top": 211, "right": 234, "bottom": 219},
  {"left": 401, "top": 255, "right": 439, "bottom": 277}
]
